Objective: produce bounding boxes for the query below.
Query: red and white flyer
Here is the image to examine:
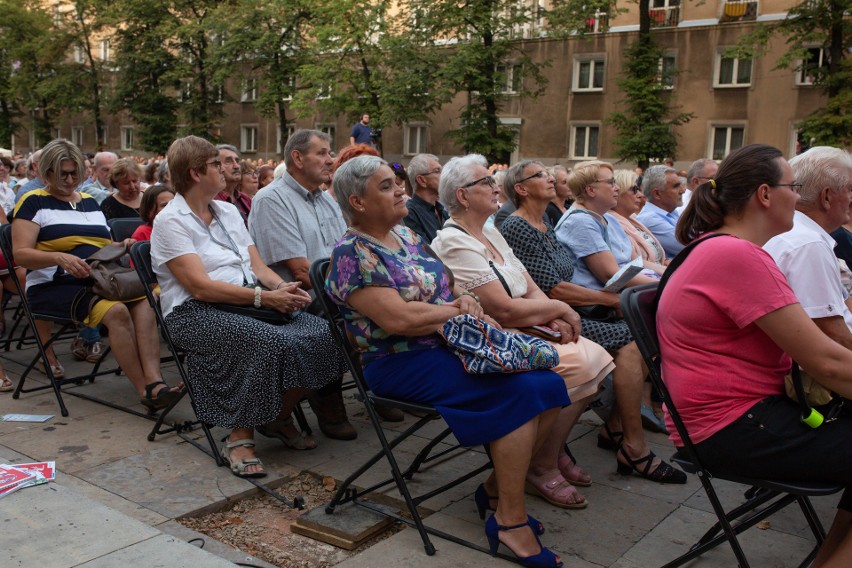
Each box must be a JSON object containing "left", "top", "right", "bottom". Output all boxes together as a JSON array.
[
  {"left": 12, "top": 461, "right": 56, "bottom": 486},
  {"left": 0, "top": 464, "right": 36, "bottom": 494}
]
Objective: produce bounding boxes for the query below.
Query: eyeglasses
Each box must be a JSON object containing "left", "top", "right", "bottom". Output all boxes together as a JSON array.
[
  {"left": 424, "top": 168, "right": 442, "bottom": 176},
  {"left": 461, "top": 175, "right": 497, "bottom": 189},
  {"left": 594, "top": 178, "right": 617, "bottom": 186},
  {"left": 517, "top": 170, "right": 550, "bottom": 184},
  {"left": 58, "top": 170, "right": 79, "bottom": 181},
  {"left": 775, "top": 182, "right": 803, "bottom": 193},
  {"left": 205, "top": 159, "right": 223, "bottom": 170},
  {"left": 630, "top": 186, "right": 642, "bottom": 194}
]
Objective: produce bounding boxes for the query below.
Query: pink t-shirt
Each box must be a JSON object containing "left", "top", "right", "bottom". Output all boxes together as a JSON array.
[{"left": 657, "top": 235, "right": 799, "bottom": 446}]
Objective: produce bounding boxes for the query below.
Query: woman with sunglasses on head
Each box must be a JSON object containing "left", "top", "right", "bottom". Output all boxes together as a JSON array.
[
  {"left": 659, "top": 144, "right": 852, "bottom": 567},
  {"left": 499, "top": 160, "right": 685, "bottom": 485},
  {"left": 610, "top": 170, "right": 668, "bottom": 276}
]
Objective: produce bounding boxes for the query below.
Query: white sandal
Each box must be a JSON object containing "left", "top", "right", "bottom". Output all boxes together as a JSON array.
[
  {"left": 220, "top": 438, "right": 267, "bottom": 479},
  {"left": 0, "top": 375, "right": 13, "bottom": 392}
]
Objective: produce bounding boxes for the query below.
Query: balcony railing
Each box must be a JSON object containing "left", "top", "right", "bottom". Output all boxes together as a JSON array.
[
  {"left": 719, "top": 0, "right": 758, "bottom": 22},
  {"left": 649, "top": 6, "right": 680, "bottom": 28},
  {"left": 585, "top": 10, "right": 609, "bottom": 34}
]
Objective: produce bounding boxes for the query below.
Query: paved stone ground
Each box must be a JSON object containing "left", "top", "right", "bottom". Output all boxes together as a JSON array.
[{"left": 0, "top": 331, "right": 841, "bottom": 567}]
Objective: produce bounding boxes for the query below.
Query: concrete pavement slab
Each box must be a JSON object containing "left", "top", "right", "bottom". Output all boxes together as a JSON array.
[{"left": 73, "top": 534, "right": 237, "bottom": 567}]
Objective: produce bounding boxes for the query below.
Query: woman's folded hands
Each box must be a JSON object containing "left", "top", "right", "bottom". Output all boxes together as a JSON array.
[{"left": 263, "top": 282, "right": 311, "bottom": 314}]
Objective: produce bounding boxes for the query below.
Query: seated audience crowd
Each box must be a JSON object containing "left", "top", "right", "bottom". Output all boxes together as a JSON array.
[{"left": 4, "top": 133, "right": 851, "bottom": 567}]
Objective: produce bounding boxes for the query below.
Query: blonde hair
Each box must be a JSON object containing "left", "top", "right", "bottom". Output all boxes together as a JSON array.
[{"left": 566, "top": 160, "right": 613, "bottom": 203}]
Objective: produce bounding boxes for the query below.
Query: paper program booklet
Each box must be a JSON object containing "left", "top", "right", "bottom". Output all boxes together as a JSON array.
[
  {"left": 0, "top": 461, "right": 56, "bottom": 498},
  {"left": 603, "top": 257, "right": 644, "bottom": 293}
]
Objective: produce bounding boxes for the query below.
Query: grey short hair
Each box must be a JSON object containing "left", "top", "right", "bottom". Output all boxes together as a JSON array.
[
  {"left": 790, "top": 146, "right": 852, "bottom": 205},
  {"left": 93, "top": 151, "right": 118, "bottom": 168},
  {"left": 27, "top": 149, "right": 43, "bottom": 173},
  {"left": 686, "top": 158, "right": 716, "bottom": 187},
  {"left": 333, "top": 155, "right": 387, "bottom": 225},
  {"left": 156, "top": 159, "right": 170, "bottom": 183},
  {"left": 283, "top": 129, "right": 329, "bottom": 168},
  {"left": 641, "top": 165, "right": 676, "bottom": 197},
  {"left": 547, "top": 164, "right": 568, "bottom": 178},
  {"left": 438, "top": 154, "right": 488, "bottom": 215},
  {"left": 39, "top": 140, "right": 84, "bottom": 183},
  {"left": 406, "top": 153, "right": 439, "bottom": 189},
  {"left": 503, "top": 160, "right": 544, "bottom": 207},
  {"left": 216, "top": 144, "right": 239, "bottom": 156}
]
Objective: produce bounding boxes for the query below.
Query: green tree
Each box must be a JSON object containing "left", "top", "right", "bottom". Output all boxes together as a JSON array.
[
  {"left": 416, "top": 0, "right": 550, "bottom": 163},
  {"left": 108, "top": 0, "right": 179, "bottom": 153},
  {"left": 729, "top": 0, "right": 850, "bottom": 147},
  {"left": 291, "top": 0, "right": 443, "bottom": 154},
  {"left": 209, "top": 0, "right": 312, "bottom": 155}
]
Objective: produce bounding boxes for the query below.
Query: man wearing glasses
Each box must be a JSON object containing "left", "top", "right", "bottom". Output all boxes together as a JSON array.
[
  {"left": 636, "top": 165, "right": 685, "bottom": 258},
  {"left": 403, "top": 153, "right": 448, "bottom": 244},
  {"left": 764, "top": 147, "right": 852, "bottom": 353}
]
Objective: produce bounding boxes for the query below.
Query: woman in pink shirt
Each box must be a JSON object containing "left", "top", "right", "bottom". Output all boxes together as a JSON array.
[{"left": 658, "top": 144, "right": 852, "bottom": 568}]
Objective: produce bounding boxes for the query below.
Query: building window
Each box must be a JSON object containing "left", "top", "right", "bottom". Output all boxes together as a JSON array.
[
  {"left": 585, "top": 8, "right": 609, "bottom": 33},
  {"left": 497, "top": 64, "right": 523, "bottom": 95},
  {"left": 710, "top": 125, "right": 745, "bottom": 160},
  {"left": 319, "top": 125, "right": 336, "bottom": 148},
  {"left": 99, "top": 39, "right": 110, "bottom": 63},
  {"left": 241, "top": 125, "right": 258, "bottom": 153},
  {"left": 573, "top": 57, "right": 605, "bottom": 92},
  {"left": 71, "top": 127, "right": 83, "bottom": 147},
  {"left": 404, "top": 124, "right": 428, "bottom": 156},
  {"left": 796, "top": 47, "right": 828, "bottom": 86},
  {"left": 715, "top": 53, "right": 752, "bottom": 87},
  {"left": 649, "top": 0, "right": 681, "bottom": 28},
  {"left": 121, "top": 127, "right": 134, "bottom": 151},
  {"left": 241, "top": 78, "right": 257, "bottom": 102},
  {"left": 277, "top": 124, "right": 296, "bottom": 154},
  {"left": 571, "top": 125, "right": 600, "bottom": 159},
  {"left": 281, "top": 76, "right": 296, "bottom": 101},
  {"left": 53, "top": 128, "right": 61, "bottom": 139},
  {"left": 215, "top": 86, "right": 224, "bottom": 103},
  {"left": 316, "top": 84, "right": 332, "bottom": 100},
  {"left": 177, "top": 81, "right": 192, "bottom": 102},
  {"left": 658, "top": 54, "right": 677, "bottom": 89},
  {"left": 73, "top": 46, "right": 85, "bottom": 64}
]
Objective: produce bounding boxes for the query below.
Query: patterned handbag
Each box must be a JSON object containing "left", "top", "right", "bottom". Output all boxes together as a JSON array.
[{"left": 438, "top": 314, "right": 560, "bottom": 374}]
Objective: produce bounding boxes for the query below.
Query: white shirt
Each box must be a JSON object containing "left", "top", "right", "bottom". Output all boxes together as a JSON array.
[
  {"left": 764, "top": 210, "right": 852, "bottom": 329},
  {"left": 151, "top": 193, "right": 256, "bottom": 317}
]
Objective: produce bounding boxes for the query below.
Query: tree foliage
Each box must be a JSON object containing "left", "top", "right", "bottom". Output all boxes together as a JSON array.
[{"left": 728, "top": 0, "right": 851, "bottom": 147}]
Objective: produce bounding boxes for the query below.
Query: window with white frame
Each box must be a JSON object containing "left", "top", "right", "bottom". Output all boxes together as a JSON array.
[
  {"left": 658, "top": 54, "right": 677, "bottom": 89},
  {"left": 796, "top": 47, "right": 827, "bottom": 86},
  {"left": 281, "top": 76, "right": 295, "bottom": 101},
  {"left": 573, "top": 57, "right": 605, "bottom": 92},
  {"left": 715, "top": 53, "right": 752, "bottom": 87},
  {"left": 497, "top": 64, "right": 523, "bottom": 95},
  {"left": 241, "top": 78, "right": 257, "bottom": 102},
  {"left": 571, "top": 124, "right": 600, "bottom": 159},
  {"left": 710, "top": 124, "right": 745, "bottom": 160},
  {"left": 241, "top": 125, "right": 258, "bottom": 153},
  {"left": 277, "top": 124, "right": 296, "bottom": 154},
  {"left": 99, "top": 39, "right": 110, "bottom": 63},
  {"left": 73, "top": 46, "right": 85, "bottom": 64},
  {"left": 71, "top": 127, "right": 84, "bottom": 147},
  {"left": 177, "top": 81, "right": 192, "bottom": 102},
  {"left": 121, "top": 127, "right": 134, "bottom": 151},
  {"left": 215, "top": 85, "right": 224, "bottom": 103},
  {"left": 53, "top": 128, "right": 61, "bottom": 140},
  {"left": 404, "top": 124, "right": 428, "bottom": 156},
  {"left": 316, "top": 84, "right": 331, "bottom": 100},
  {"left": 319, "top": 125, "right": 336, "bottom": 148}
]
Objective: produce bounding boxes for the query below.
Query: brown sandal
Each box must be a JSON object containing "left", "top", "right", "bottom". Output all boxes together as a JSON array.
[{"left": 221, "top": 438, "right": 267, "bottom": 478}]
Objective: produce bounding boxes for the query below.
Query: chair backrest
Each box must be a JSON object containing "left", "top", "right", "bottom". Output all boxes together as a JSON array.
[
  {"left": 0, "top": 224, "right": 24, "bottom": 295},
  {"left": 129, "top": 241, "right": 157, "bottom": 287},
  {"left": 109, "top": 218, "right": 144, "bottom": 242},
  {"left": 620, "top": 283, "right": 705, "bottom": 470}
]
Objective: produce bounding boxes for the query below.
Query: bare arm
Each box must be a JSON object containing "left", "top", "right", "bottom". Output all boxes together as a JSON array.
[
  {"left": 346, "top": 286, "right": 466, "bottom": 337},
  {"left": 165, "top": 251, "right": 310, "bottom": 314},
  {"left": 584, "top": 250, "right": 657, "bottom": 288},
  {"left": 12, "top": 218, "right": 91, "bottom": 278},
  {"left": 756, "top": 304, "right": 852, "bottom": 399},
  {"left": 283, "top": 257, "right": 312, "bottom": 289},
  {"left": 812, "top": 315, "right": 852, "bottom": 352}
]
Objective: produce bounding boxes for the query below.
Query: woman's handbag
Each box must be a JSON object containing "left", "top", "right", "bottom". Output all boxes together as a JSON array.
[
  {"left": 86, "top": 244, "right": 146, "bottom": 301},
  {"left": 574, "top": 304, "right": 620, "bottom": 322},
  {"left": 438, "top": 313, "right": 559, "bottom": 374}
]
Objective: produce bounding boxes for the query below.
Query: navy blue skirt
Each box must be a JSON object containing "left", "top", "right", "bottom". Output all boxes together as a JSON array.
[{"left": 364, "top": 347, "right": 570, "bottom": 447}]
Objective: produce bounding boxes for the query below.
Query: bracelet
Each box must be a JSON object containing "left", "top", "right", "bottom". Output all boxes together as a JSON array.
[
  {"left": 254, "top": 286, "right": 262, "bottom": 308},
  {"left": 275, "top": 281, "right": 286, "bottom": 290},
  {"left": 460, "top": 290, "right": 480, "bottom": 303}
]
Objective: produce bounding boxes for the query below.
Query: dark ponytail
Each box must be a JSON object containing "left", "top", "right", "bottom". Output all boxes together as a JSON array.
[{"left": 677, "top": 144, "right": 784, "bottom": 244}]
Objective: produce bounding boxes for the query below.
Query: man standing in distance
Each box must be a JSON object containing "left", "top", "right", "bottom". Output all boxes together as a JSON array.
[
  {"left": 349, "top": 113, "right": 373, "bottom": 147},
  {"left": 214, "top": 144, "right": 251, "bottom": 225},
  {"left": 249, "top": 129, "right": 358, "bottom": 440}
]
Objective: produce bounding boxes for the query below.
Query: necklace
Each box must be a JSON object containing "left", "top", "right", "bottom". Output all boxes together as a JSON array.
[{"left": 69, "top": 200, "right": 76, "bottom": 210}]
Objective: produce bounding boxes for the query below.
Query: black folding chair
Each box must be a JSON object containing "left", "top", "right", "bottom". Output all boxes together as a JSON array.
[
  {"left": 108, "top": 218, "right": 144, "bottom": 242},
  {"left": 129, "top": 241, "right": 223, "bottom": 456},
  {"left": 309, "top": 258, "right": 493, "bottom": 557},
  {"left": 0, "top": 223, "right": 125, "bottom": 417},
  {"left": 620, "top": 283, "right": 843, "bottom": 568}
]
